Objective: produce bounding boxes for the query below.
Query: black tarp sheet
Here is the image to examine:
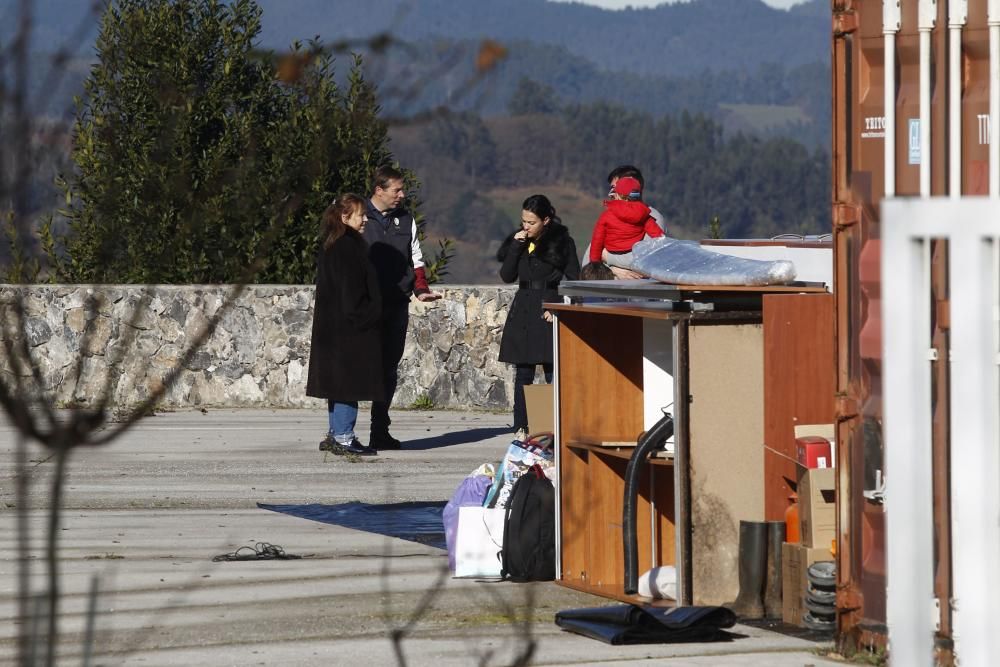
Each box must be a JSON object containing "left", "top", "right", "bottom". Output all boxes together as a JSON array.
[{"left": 554, "top": 604, "right": 738, "bottom": 645}]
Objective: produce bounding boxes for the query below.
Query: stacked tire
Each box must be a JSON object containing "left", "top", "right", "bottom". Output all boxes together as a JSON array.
[{"left": 803, "top": 560, "right": 836, "bottom": 632}]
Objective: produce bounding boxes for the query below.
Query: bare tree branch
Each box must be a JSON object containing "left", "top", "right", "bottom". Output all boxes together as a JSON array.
[
  {"left": 14, "top": 431, "right": 31, "bottom": 665},
  {"left": 89, "top": 195, "right": 301, "bottom": 447},
  {"left": 1, "top": 3, "right": 526, "bottom": 665},
  {"left": 44, "top": 449, "right": 68, "bottom": 665}
]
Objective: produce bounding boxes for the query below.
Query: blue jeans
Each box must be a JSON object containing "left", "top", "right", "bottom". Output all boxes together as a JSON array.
[{"left": 329, "top": 400, "right": 359, "bottom": 444}]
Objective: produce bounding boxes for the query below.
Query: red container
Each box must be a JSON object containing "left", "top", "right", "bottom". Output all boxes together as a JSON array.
[{"left": 796, "top": 436, "right": 832, "bottom": 469}]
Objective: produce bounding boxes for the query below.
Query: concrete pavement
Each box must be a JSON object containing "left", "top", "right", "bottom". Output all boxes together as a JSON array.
[{"left": 0, "top": 408, "right": 843, "bottom": 666}]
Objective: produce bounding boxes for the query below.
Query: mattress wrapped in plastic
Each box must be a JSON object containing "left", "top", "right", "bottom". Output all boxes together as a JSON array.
[{"left": 630, "top": 237, "right": 796, "bottom": 286}]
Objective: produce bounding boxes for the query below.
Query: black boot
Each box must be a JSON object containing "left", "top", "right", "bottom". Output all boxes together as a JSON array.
[
  {"left": 370, "top": 429, "right": 402, "bottom": 450},
  {"left": 764, "top": 520, "right": 786, "bottom": 618},
  {"left": 727, "top": 520, "right": 767, "bottom": 619}
]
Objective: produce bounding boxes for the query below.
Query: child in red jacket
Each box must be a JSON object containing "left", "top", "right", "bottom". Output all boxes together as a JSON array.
[{"left": 587, "top": 176, "right": 663, "bottom": 267}]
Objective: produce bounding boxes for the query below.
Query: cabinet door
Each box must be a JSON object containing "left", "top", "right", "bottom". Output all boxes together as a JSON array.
[
  {"left": 688, "top": 322, "right": 765, "bottom": 606},
  {"left": 762, "top": 294, "right": 836, "bottom": 521}
]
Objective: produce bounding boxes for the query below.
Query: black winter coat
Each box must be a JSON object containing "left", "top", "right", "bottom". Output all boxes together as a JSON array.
[
  {"left": 306, "top": 229, "right": 385, "bottom": 401},
  {"left": 497, "top": 222, "right": 580, "bottom": 365}
]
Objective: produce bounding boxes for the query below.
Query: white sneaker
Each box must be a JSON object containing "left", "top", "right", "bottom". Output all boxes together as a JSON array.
[{"left": 514, "top": 428, "right": 528, "bottom": 442}]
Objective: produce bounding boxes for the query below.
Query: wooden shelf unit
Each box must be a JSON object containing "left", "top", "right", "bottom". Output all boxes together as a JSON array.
[
  {"left": 553, "top": 307, "right": 682, "bottom": 605},
  {"left": 550, "top": 295, "right": 785, "bottom": 606},
  {"left": 559, "top": 435, "right": 677, "bottom": 601}
]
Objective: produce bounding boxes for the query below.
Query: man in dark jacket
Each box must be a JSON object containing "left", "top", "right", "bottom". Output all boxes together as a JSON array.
[{"left": 363, "top": 165, "right": 442, "bottom": 450}]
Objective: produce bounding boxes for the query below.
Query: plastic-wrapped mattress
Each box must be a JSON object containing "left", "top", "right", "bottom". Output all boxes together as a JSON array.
[{"left": 630, "top": 237, "right": 796, "bottom": 286}]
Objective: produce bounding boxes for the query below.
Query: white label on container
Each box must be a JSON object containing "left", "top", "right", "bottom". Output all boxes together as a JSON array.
[
  {"left": 862, "top": 116, "right": 886, "bottom": 139},
  {"left": 908, "top": 119, "right": 921, "bottom": 164},
  {"left": 818, "top": 457, "right": 828, "bottom": 469}
]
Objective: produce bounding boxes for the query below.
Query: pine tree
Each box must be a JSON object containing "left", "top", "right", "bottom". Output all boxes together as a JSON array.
[{"left": 49, "top": 0, "right": 402, "bottom": 284}]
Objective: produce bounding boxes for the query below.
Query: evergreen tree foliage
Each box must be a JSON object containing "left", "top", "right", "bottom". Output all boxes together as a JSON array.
[
  {"left": 507, "top": 78, "right": 561, "bottom": 116},
  {"left": 48, "top": 0, "right": 398, "bottom": 284}
]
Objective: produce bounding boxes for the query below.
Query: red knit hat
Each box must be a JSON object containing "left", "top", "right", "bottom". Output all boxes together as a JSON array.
[{"left": 613, "top": 176, "right": 642, "bottom": 200}]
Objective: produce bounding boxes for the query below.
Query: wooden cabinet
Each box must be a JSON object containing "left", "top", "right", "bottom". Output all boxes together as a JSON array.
[
  {"left": 553, "top": 308, "right": 674, "bottom": 602},
  {"left": 549, "top": 283, "right": 828, "bottom": 606},
  {"left": 550, "top": 301, "right": 767, "bottom": 606}
]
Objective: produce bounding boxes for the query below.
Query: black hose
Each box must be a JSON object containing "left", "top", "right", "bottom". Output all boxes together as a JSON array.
[{"left": 623, "top": 411, "right": 674, "bottom": 595}]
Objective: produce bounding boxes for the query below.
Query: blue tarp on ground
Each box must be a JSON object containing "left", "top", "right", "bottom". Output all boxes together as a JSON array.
[{"left": 258, "top": 501, "right": 447, "bottom": 550}]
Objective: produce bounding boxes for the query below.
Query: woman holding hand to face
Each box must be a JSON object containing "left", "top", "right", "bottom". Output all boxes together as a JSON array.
[{"left": 497, "top": 194, "right": 580, "bottom": 441}]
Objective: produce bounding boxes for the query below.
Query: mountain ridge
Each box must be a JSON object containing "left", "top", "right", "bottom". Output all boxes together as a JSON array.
[{"left": 255, "top": 0, "right": 828, "bottom": 77}]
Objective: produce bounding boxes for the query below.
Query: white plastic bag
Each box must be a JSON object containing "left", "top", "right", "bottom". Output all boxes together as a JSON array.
[
  {"left": 454, "top": 506, "right": 506, "bottom": 578},
  {"left": 637, "top": 565, "right": 677, "bottom": 600}
]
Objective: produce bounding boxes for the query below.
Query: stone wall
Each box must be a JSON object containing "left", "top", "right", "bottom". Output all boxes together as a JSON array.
[{"left": 0, "top": 285, "right": 517, "bottom": 411}]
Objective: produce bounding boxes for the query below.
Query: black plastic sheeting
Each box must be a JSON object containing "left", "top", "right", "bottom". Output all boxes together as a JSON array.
[
  {"left": 258, "top": 501, "right": 447, "bottom": 549},
  {"left": 554, "top": 605, "right": 738, "bottom": 645}
]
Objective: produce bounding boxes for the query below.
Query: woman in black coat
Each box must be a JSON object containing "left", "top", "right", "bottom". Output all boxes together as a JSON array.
[
  {"left": 306, "top": 194, "right": 383, "bottom": 456},
  {"left": 497, "top": 194, "right": 580, "bottom": 439}
]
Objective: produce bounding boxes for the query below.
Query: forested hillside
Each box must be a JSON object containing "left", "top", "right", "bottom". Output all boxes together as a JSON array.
[
  {"left": 393, "top": 91, "right": 830, "bottom": 283},
  {"left": 9, "top": 0, "right": 834, "bottom": 284},
  {"left": 347, "top": 38, "right": 831, "bottom": 148}
]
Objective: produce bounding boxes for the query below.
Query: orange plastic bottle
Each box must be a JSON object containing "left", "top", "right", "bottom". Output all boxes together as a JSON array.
[{"left": 785, "top": 493, "right": 800, "bottom": 543}]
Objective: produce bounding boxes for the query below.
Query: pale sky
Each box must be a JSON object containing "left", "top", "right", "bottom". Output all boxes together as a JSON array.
[{"left": 550, "top": 0, "right": 806, "bottom": 9}]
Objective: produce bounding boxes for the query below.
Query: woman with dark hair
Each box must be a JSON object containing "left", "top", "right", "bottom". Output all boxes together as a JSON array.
[
  {"left": 497, "top": 194, "right": 580, "bottom": 440},
  {"left": 306, "top": 194, "right": 383, "bottom": 456}
]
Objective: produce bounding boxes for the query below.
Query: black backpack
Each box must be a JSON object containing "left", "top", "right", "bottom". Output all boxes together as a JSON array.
[{"left": 500, "top": 464, "right": 555, "bottom": 582}]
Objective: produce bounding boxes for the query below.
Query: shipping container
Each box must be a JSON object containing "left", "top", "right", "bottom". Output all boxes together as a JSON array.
[{"left": 830, "top": 0, "right": 990, "bottom": 661}]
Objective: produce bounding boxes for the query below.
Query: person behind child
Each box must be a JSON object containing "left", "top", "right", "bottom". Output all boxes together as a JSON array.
[
  {"left": 607, "top": 165, "right": 666, "bottom": 234},
  {"left": 583, "top": 165, "right": 667, "bottom": 280},
  {"left": 588, "top": 175, "right": 663, "bottom": 269},
  {"left": 306, "top": 194, "right": 383, "bottom": 456},
  {"left": 497, "top": 194, "right": 580, "bottom": 441},
  {"left": 573, "top": 262, "right": 618, "bottom": 305},
  {"left": 580, "top": 261, "right": 616, "bottom": 280}
]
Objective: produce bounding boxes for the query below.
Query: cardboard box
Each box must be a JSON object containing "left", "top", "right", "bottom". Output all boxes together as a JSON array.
[
  {"left": 798, "top": 467, "right": 836, "bottom": 548},
  {"left": 782, "top": 542, "right": 833, "bottom": 626},
  {"left": 794, "top": 423, "right": 836, "bottom": 467},
  {"left": 523, "top": 383, "right": 554, "bottom": 434},
  {"left": 796, "top": 436, "right": 832, "bottom": 469}
]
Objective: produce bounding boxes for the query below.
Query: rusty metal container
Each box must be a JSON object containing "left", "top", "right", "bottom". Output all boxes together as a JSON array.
[{"left": 831, "top": 0, "right": 972, "bottom": 658}]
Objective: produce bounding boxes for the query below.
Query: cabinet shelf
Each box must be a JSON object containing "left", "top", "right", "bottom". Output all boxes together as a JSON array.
[
  {"left": 566, "top": 440, "right": 674, "bottom": 466},
  {"left": 556, "top": 579, "right": 677, "bottom": 608}
]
